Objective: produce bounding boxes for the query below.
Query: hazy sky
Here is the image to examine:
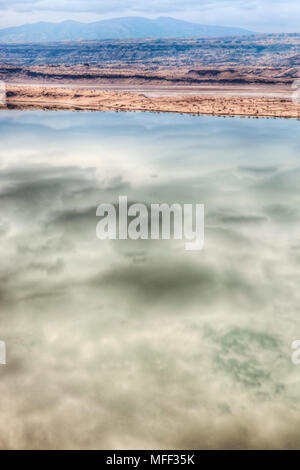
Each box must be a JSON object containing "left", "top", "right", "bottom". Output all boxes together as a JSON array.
[{"left": 0, "top": 0, "right": 299, "bottom": 33}]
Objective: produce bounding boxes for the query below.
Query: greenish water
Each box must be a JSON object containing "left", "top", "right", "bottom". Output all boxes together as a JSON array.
[{"left": 0, "top": 111, "right": 300, "bottom": 449}]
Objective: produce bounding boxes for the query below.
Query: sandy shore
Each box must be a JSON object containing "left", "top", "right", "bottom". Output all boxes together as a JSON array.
[{"left": 1, "top": 83, "right": 300, "bottom": 118}]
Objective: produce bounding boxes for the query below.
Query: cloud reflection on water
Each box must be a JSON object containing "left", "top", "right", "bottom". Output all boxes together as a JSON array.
[{"left": 0, "top": 111, "right": 300, "bottom": 449}]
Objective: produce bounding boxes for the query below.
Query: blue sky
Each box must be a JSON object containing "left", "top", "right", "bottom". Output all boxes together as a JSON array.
[{"left": 0, "top": 0, "right": 299, "bottom": 33}]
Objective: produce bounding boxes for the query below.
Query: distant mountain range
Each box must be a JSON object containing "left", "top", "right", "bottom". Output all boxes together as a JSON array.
[{"left": 0, "top": 17, "right": 254, "bottom": 43}]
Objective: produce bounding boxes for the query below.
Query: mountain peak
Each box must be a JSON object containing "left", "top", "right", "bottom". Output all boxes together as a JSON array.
[{"left": 0, "top": 17, "right": 254, "bottom": 44}]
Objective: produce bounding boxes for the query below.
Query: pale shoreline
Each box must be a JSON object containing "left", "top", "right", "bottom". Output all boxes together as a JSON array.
[{"left": 2, "top": 83, "right": 300, "bottom": 119}]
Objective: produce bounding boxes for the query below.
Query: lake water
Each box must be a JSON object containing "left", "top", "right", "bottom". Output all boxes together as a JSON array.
[{"left": 0, "top": 110, "right": 300, "bottom": 449}]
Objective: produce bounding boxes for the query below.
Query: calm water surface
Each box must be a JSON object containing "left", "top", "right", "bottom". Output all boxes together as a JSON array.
[{"left": 0, "top": 111, "right": 300, "bottom": 449}]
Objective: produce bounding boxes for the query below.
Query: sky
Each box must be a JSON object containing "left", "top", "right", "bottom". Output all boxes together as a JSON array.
[{"left": 0, "top": 0, "right": 299, "bottom": 34}]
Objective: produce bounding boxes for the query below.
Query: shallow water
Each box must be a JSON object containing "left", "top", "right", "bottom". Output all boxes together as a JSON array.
[{"left": 0, "top": 111, "right": 300, "bottom": 449}]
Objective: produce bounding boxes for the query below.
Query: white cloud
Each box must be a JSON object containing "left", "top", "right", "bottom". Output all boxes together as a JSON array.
[{"left": 0, "top": 1, "right": 299, "bottom": 32}]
